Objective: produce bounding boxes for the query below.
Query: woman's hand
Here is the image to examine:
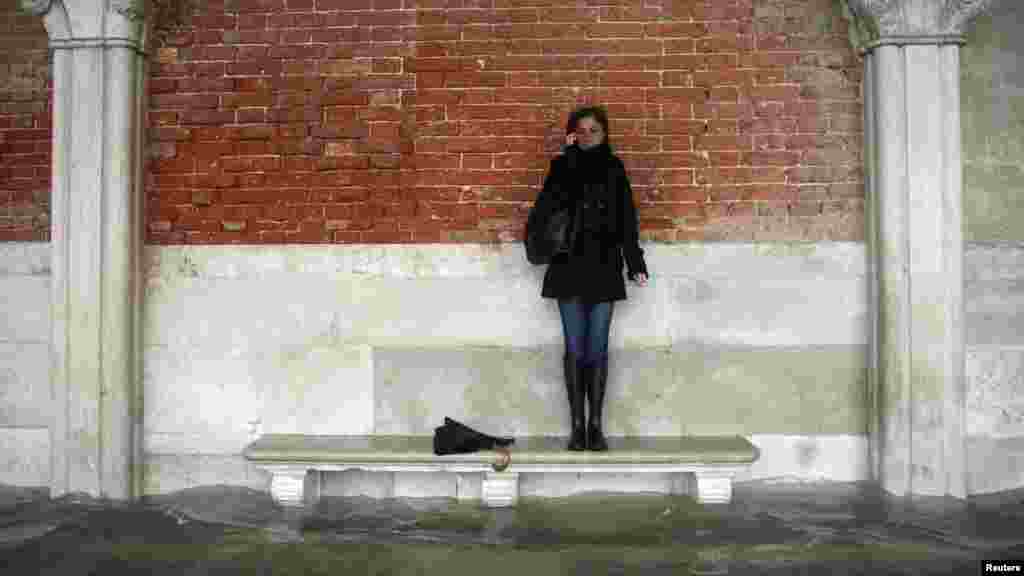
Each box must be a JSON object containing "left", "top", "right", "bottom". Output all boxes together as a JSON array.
[
  {"left": 565, "top": 133, "right": 576, "bottom": 146},
  {"left": 630, "top": 273, "right": 648, "bottom": 287}
]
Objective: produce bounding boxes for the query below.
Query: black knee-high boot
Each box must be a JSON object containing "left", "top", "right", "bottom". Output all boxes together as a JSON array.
[
  {"left": 564, "top": 352, "right": 586, "bottom": 451},
  {"left": 586, "top": 356, "right": 609, "bottom": 451}
]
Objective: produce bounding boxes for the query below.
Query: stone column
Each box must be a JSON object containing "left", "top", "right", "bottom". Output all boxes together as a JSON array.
[
  {"left": 844, "top": 0, "right": 995, "bottom": 498},
  {"left": 22, "top": 0, "right": 146, "bottom": 500}
]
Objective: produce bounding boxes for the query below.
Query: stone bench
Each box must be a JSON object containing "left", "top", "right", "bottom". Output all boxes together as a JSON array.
[{"left": 243, "top": 434, "right": 760, "bottom": 508}]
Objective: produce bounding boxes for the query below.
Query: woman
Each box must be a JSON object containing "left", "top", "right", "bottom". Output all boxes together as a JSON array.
[{"left": 530, "top": 106, "right": 649, "bottom": 452}]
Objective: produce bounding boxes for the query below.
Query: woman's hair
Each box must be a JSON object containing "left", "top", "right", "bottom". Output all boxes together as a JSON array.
[{"left": 566, "top": 105, "right": 610, "bottom": 143}]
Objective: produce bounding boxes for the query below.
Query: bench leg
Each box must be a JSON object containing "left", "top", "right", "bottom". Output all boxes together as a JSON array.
[
  {"left": 269, "top": 469, "right": 309, "bottom": 508},
  {"left": 670, "top": 472, "right": 696, "bottom": 496},
  {"left": 693, "top": 471, "right": 734, "bottom": 504},
  {"left": 309, "top": 470, "right": 322, "bottom": 506},
  {"left": 482, "top": 471, "right": 519, "bottom": 507},
  {"left": 456, "top": 473, "right": 478, "bottom": 502}
]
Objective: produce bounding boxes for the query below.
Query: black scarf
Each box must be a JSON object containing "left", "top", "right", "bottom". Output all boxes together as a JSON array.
[{"left": 567, "top": 141, "right": 612, "bottom": 184}]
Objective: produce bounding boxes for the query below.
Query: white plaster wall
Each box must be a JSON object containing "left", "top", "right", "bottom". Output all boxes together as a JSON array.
[
  {"left": 130, "top": 239, "right": 1024, "bottom": 491},
  {"left": 964, "top": 242, "right": 1024, "bottom": 495},
  {"left": 1, "top": 241, "right": 1020, "bottom": 495},
  {"left": 965, "top": 243, "right": 1024, "bottom": 437},
  {"left": 133, "top": 241, "right": 1024, "bottom": 495},
  {"left": 142, "top": 243, "right": 867, "bottom": 352},
  {"left": 142, "top": 242, "right": 872, "bottom": 493},
  {"left": 0, "top": 243, "right": 51, "bottom": 488}
]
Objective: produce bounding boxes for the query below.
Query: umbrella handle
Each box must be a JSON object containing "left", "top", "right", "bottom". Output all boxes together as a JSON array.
[{"left": 492, "top": 447, "right": 511, "bottom": 471}]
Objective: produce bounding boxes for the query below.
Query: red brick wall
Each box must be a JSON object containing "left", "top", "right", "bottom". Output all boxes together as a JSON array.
[
  {"left": 0, "top": 0, "right": 51, "bottom": 242},
  {"left": 1, "top": 0, "right": 865, "bottom": 246}
]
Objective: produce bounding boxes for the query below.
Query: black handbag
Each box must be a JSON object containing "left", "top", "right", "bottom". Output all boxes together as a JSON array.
[
  {"left": 525, "top": 199, "right": 579, "bottom": 265},
  {"left": 433, "top": 417, "right": 514, "bottom": 455}
]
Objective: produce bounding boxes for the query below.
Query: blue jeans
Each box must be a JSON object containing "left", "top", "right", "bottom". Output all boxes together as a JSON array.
[{"left": 558, "top": 298, "right": 614, "bottom": 367}]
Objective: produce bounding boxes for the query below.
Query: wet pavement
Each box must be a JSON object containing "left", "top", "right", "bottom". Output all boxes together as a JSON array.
[{"left": 1, "top": 478, "right": 1022, "bottom": 575}]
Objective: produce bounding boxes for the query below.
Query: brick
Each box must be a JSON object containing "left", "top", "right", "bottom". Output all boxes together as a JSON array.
[
  {"left": 181, "top": 77, "right": 236, "bottom": 92},
  {"left": 646, "top": 119, "right": 705, "bottom": 135},
  {"left": 193, "top": 62, "right": 228, "bottom": 78},
  {"left": 221, "top": 93, "right": 275, "bottom": 108},
  {"left": 587, "top": 23, "right": 644, "bottom": 38},
  {"left": 444, "top": 72, "right": 506, "bottom": 88},
  {"left": 695, "top": 134, "right": 752, "bottom": 150},
  {"left": 696, "top": 167, "right": 752, "bottom": 186},
  {"left": 599, "top": 72, "right": 660, "bottom": 87},
  {"left": 696, "top": 35, "right": 753, "bottom": 53},
  {"left": 195, "top": 46, "right": 236, "bottom": 61},
  {"left": 3, "top": 128, "right": 48, "bottom": 141},
  {"left": 754, "top": 69, "right": 786, "bottom": 84},
  {"left": 740, "top": 117, "right": 797, "bottom": 134},
  {"left": 412, "top": 26, "right": 461, "bottom": 42},
  {"left": 829, "top": 182, "right": 864, "bottom": 199},
  {"left": 237, "top": 109, "right": 267, "bottom": 123},
  {"left": 705, "top": 119, "right": 738, "bottom": 134},
  {"left": 227, "top": 62, "right": 280, "bottom": 77},
  {"left": 152, "top": 94, "right": 220, "bottom": 110},
  {"left": 606, "top": 103, "right": 659, "bottom": 120},
  {"left": 356, "top": 10, "right": 416, "bottom": 27},
  {"left": 496, "top": 23, "right": 587, "bottom": 40},
  {"left": 745, "top": 52, "right": 801, "bottom": 68},
  {"left": 799, "top": 82, "right": 859, "bottom": 100},
  {"left": 238, "top": 141, "right": 275, "bottom": 155},
  {"left": 708, "top": 186, "right": 754, "bottom": 202},
  {"left": 588, "top": 55, "right": 659, "bottom": 70},
  {"left": 271, "top": 45, "right": 324, "bottom": 61},
  {"left": 191, "top": 142, "right": 235, "bottom": 160},
  {"left": 693, "top": 69, "right": 748, "bottom": 87},
  {"left": 149, "top": 78, "right": 178, "bottom": 94},
  {"left": 450, "top": 106, "right": 536, "bottom": 122},
  {"left": 359, "top": 107, "right": 404, "bottom": 122},
  {"left": 829, "top": 115, "right": 862, "bottom": 132},
  {"left": 789, "top": 201, "right": 821, "bottom": 217},
  {"left": 646, "top": 88, "right": 706, "bottom": 104},
  {"left": 744, "top": 150, "right": 800, "bottom": 166},
  {"left": 370, "top": 123, "right": 401, "bottom": 139},
  {"left": 709, "top": 86, "right": 739, "bottom": 101},
  {"left": 184, "top": 110, "right": 237, "bottom": 125},
  {"left": 661, "top": 38, "right": 695, "bottom": 54},
  {"left": 796, "top": 185, "right": 830, "bottom": 202},
  {"left": 693, "top": 102, "right": 754, "bottom": 119},
  {"left": 646, "top": 22, "right": 705, "bottom": 38},
  {"left": 150, "top": 126, "right": 192, "bottom": 141},
  {"left": 662, "top": 71, "right": 690, "bottom": 87},
  {"left": 373, "top": 59, "right": 403, "bottom": 74},
  {"left": 653, "top": 169, "right": 696, "bottom": 188},
  {"left": 267, "top": 107, "right": 320, "bottom": 123},
  {"left": 409, "top": 154, "right": 457, "bottom": 170},
  {"left": 748, "top": 84, "right": 801, "bottom": 102}
]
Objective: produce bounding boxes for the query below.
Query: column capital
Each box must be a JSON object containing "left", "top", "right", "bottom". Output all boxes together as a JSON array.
[
  {"left": 19, "top": 0, "right": 51, "bottom": 16},
  {"left": 20, "top": 0, "right": 147, "bottom": 53},
  {"left": 843, "top": 0, "right": 996, "bottom": 53}
]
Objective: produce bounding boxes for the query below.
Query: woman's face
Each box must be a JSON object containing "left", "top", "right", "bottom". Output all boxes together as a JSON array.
[{"left": 574, "top": 116, "right": 605, "bottom": 150}]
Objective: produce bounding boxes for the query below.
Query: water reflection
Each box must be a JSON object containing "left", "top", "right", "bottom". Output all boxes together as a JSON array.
[{"left": 1, "top": 480, "right": 1022, "bottom": 575}]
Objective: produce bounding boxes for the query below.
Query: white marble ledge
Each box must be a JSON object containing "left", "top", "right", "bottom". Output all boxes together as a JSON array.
[
  {"left": 243, "top": 434, "right": 761, "bottom": 465},
  {"left": 244, "top": 431, "right": 760, "bottom": 508}
]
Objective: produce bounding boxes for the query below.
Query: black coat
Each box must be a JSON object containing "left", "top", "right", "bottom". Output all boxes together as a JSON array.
[{"left": 531, "top": 142, "right": 648, "bottom": 304}]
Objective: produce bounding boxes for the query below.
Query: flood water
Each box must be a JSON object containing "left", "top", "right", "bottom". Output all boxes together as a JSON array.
[{"left": 2, "top": 479, "right": 1022, "bottom": 575}]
